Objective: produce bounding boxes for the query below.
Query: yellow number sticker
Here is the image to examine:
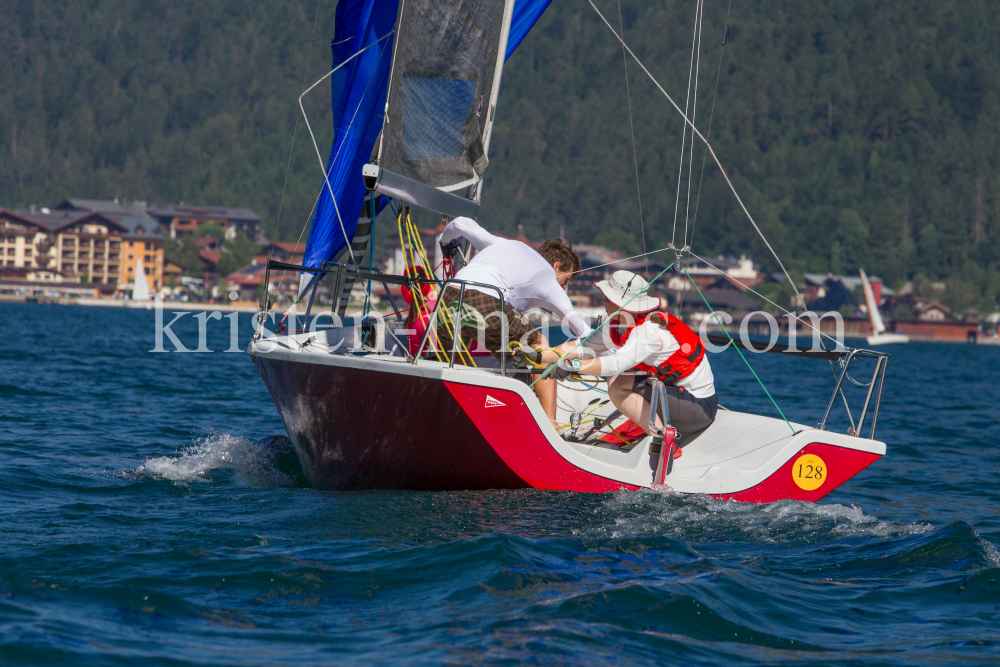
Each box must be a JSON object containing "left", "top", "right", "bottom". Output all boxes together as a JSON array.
[{"left": 792, "top": 453, "right": 827, "bottom": 491}]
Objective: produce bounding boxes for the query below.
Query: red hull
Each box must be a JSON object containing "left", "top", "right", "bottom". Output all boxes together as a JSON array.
[
  {"left": 253, "top": 355, "right": 528, "bottom": 490},
  {"left": 445, "top": 382, "right": 642, "bottom": 492},
  {"left": 253, "top": 352, "right": 882, "bottom": 500},
  {"left": 718, "top": 443, "right": 881, "bottom": 503}
]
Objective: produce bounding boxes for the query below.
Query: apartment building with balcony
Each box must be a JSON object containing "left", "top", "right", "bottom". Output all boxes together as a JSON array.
[
  {"left": 0, "top": 208, "right": 164, "bottom": 294},
  {"left": 120, "top": 227, "right": 165, "bottom": 292}
]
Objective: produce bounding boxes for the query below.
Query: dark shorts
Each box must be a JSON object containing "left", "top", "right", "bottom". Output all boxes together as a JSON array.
[
  {"left": 632, "top": 376, "right": 718, "bottom": 436},
  {"left": 436, "top": 286, "right": 540, "bottom": 364}
]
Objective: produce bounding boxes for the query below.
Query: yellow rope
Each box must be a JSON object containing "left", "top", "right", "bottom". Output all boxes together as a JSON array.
[
  {"left": 408, "top": 211, "right": 475, "bottom": 366},
  {"left": 414, "top": 225, "right": 476, "bottom": 366},
  {"left": 405, "top": 211, "right": 434, "bottom": 272},
  {"left": 397, "top": 212, "right": 445, "bottom": 362},
  {"left": 509, "top": 341, "right": 561, "bottom": 368},
  {"left": 396, "top": 211, "right": 442, "bottom": 361},
  {"left": 396, "top": 209, "right": 475, "bottom": 366}
]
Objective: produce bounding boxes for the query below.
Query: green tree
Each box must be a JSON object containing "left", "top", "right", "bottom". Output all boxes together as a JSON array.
[
  {"left": 164, "top": 238, "right": 202, "bottom": 274},
  {"left": 195, "top": 223, "right": 226, "bottom": 240},
  {"left": 216, "top": 231, "right": 259, "bottom": 276}
]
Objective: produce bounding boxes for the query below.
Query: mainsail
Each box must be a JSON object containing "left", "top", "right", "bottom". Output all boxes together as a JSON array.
[{"left": 375, "top": 0, "right": 516, "bottom": 196}]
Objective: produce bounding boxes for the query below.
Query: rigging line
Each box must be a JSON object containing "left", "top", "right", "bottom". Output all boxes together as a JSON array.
[
  {"left": 689, "top": 0, "right": 732, "bottom": 250},
  {"left": 685, "top": 249, "right": 843, "bottom": 351},
  {"left": 268, "top": 0, "right": 324, "bottom": 272},
  {"left": 505, "top": 244, "right": 675, "bottom": 292},
  {"left": 378, "top": 0, "right": 407, "bottom": 162},
  {"left": 646, "top": 0, "right": 687, "bottom": 52},
  {"left": 319, "top": 31, "right": 395, "bottom": 175},
  {"left": 507, "top": 230, "right": 782, "bottom": 294},
  {"left": 273, "top": 187, "right": 323, "bottom": 293},
  {"left": 670, "top": 0, "right": 701, "bottom": 247},
  {"left": 288, "top": 33, "right": 393, "bottom": 322},
  {"left": 684, "top": 267, "right": 795, "bottom": 435},
  {"left": 616, "top": 0, "right": 648, "bottom": 274},
  {"left": 269, "top": 0, "right": 325, "bottom": 299},
  {"left": 320, "top": 34, "right": 394, "bottom": 309},
  {"left": 587, "top": 0, "right": 804, "bottom": 308},
  {"left": 682, "top": 0, "right": 704, "bottom": 248},
  {"left": 299, "top": 30, "right": 395, "bottom": 278}
]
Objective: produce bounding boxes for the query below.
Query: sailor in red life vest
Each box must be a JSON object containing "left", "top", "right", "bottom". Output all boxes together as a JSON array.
[
  {"left": 400, "top": 265, "right": 438, "bottom": 358},
  {"left": 526, "top": 270, "right": 718, "bottom": 444}
]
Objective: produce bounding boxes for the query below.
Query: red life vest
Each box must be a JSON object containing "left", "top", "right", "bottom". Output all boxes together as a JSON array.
[{"left": 609, "top": 311, "right": 705, "bottom": 385}]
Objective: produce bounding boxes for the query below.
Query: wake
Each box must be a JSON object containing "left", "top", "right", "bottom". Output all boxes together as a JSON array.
[
  {"left": 593, "top": 488, "right": 936, "bottom": 542},
  {"left": 136, "top": 434, "right": 300, "bottom": 487}
]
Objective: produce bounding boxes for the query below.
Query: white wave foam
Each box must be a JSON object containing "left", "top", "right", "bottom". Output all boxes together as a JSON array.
[
  {"left": 975, "top": 532, "right": 1000, "bottom": 568},
  {"left": 137, "top": 434, "right": 294, "bottom": 487},
  {"left": 592, "top": 489, "right": 933, "bottom": 541}
]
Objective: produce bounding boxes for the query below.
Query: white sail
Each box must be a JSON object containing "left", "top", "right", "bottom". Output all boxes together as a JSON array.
[
  {"left": 132, "top": 258, "right": 150, "bottom": 301},
  {"left": 859, "top": 269, "right": 885, "bottom": 334}
]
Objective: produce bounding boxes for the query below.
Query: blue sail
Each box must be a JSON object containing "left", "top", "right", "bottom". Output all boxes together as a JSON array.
[
  {"left": 303, "top": 0, "right": 552, "bottom": 268},
  {"left": 302, "top": 0, "right": 398, "bottom": 269},
  {"left": 506, "top": 0, "right": 553, "bottom": 59}
]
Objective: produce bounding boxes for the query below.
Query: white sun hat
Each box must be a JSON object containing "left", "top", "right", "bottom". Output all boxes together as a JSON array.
[{"left": 595, "top": 270, "right": 660, "bottom": 313}]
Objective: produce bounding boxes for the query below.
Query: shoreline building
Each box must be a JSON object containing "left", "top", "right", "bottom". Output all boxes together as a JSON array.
[
  {"left": 56, "top": 198, "right": 264, "bottom": 242},
  {"left": 147, "top": 204, "right": 263, "bottom": 241},
  {"left": 0, "top": 207, "right": 163, "bottom": 296}
]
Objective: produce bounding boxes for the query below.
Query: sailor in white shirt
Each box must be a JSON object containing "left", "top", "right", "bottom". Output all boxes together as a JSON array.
[
  {"left": 439, "top": 217, "right": 592, "bottom": 338},
  {"left": 528, "top": 271, "right": 718, "bottom": 445},
  {"left": 436, "top": 216, "right": 593, "bottom": 421}
]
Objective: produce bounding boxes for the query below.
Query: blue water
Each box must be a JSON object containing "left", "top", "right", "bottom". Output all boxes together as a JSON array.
[{"left": 3, "top": 302, "right": 1000, "bottom": 665}]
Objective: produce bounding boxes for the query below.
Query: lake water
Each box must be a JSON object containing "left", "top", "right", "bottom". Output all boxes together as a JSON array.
[{"left": 2, "top": 302, "right": 999, "bottom": 665}]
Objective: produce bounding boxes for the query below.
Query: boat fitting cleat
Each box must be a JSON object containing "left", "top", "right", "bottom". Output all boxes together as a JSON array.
[{"left": 569, "top": 411, "right": 582, "bottom": 438}]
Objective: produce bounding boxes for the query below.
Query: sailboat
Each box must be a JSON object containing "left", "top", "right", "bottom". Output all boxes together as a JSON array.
[
  {"left": 248, "top": 0, "right": 891, "bottom": 500},
  {"left": 860, "top": 269, "right": 908, "bottom": 345},
  {"left": 132, "top": 258, "right": 150, "bottom": 301}
]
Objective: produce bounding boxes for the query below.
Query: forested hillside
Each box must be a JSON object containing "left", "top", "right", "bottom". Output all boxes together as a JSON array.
[
  {"left": 0, "top": 0, "right": 338, "bottom": 242},
  {"left": 486, "top": 0, "right": 1000, "bottom": 308},
  {"left": 3, "top": 0, "right": 1000, "bottom": 308}
]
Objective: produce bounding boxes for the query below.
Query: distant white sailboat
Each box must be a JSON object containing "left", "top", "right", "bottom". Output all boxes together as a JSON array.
[
  {"left": 132, "top": 258, "right": 151, "bottom": 301},
  {"left": 861, "top": 268, "right": 908, "bottom": 345}
]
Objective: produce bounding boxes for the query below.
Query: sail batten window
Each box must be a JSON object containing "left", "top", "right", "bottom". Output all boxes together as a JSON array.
[
  {"left": 380, "top": 0, "right": 514, "bottom": 191},
  {"left": 403, "top": 77, "right": 476, "bottom": 161}
]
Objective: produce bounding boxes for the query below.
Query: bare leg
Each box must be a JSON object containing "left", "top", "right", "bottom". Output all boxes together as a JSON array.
[
  {"left": 535, "top": 377, "right": 557, "bottom": 423},
  {"left": 608, "top": 375, "right": 661, "bottom": 435},
  {"left": 531, "top": 333, "right": 558, "bottom": 422}
]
